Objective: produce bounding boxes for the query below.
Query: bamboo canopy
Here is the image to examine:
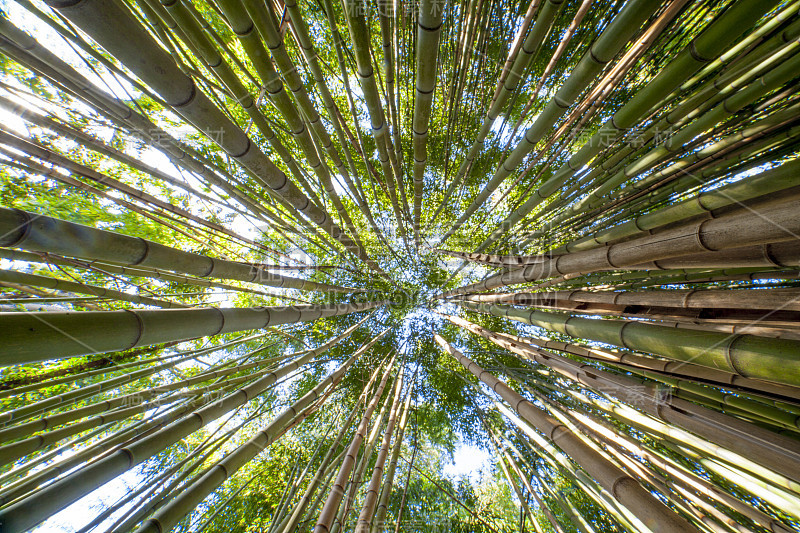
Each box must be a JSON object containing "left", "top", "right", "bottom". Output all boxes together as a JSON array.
[{"left": 1, "top": 1, "right": 800, "bottom": 532}]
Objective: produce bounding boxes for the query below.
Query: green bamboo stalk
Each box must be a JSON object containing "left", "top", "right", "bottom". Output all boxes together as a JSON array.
[
  {"left": 319, "top": 0, "right": 382, "bottom": 182},
  {"left": 83, "top": 404, "right": 259, "bottom": 533},
  {"left": 520, "top": 120, "right": 800, "bottom": 252},
  {"left": 0, "top": 339, "right": 190, "bottom": 399},
  {"left": 525, "top": 386, "right": 723, "bottom": 533},
  {"left": 439, "top": 195, "right": 800, "bottom": 297},
  {"left": 0, "top": 15, "right": 279, "bottom": 223},
  {"left": 2, "top": 295, "right": 381, "bottom": 365},
  {"left": 281, "top": 0, "right": 363, "bottom": 187},
  {"left": 150, "top": 0, "right": 324, "bottom": 206},
  {"left": 0, "top": 342, "right": 228, "bottom": 425},
  {"left": 485, "top": 0, "right": 784, "bottom": 245},
  {"left": 431, "top": 0, "right": 558, "bottom": 225},
  {"left": 0, "top": 249, "right": 304, "bottom": 301},
  {"left": 567, "top": 386, "right": 800, "bottom": 514},
  {"left": 377, "top": 0, "right": 402, "bottom": 172},
  {"left": 0, "top": 399, "right": 200, "bottom": 506},
  {"left": 481, "top": 418, "right": 539, "bottom": 530},
  {"left": 161, "top": 0, "right": 374, "bottom": 252},
  {"left": 281, "top": 0, "right": 391, "bottom": 243},
  {"left": 435, "top": 334, "right": 696, "bottom": 533},
  {"left": 238, "top": 0, "right": 351, "bottom": 184},
  {"left": 396, "top": 452, "right": 504, "bottom": 533},
  {"left": 438, "top": 0, "right": 661, "bottom": 244},
  {"left": 131, "top": 351, "right": 359, "bottom": 533},
  {"left": 276, "top": 407, "right": 360, "bottom": 533},
  {"left": 313, "top": 354, "right": 396, "bottom": 532},
  {"left": 369, "top": 380, "right": 412, "bottom": 533},
  {"left": 564, "top": 99, "right": 800, "bottom": 218},
  {"left": 0, "top": 207, "right": 362, "bottom": 293},
  {"left": 411, "top": 0, "right": 444, "bottom": 246},
  {"left": 330, "top": 376, "right": 396, "bottom": 533},
  {"left": 354, "top": 367, "right": 405, "bottom": 531},
  {"left": 524, "top": 125, "right": 800, "bottom": 249},
  {"left": 0, "top": 321, "right": 381, "bottom": 532},
  {"left": 0, "top": 341, "right": 287, "bottom": 444},
  {"left": 446, "top": 312, "right": 800, "bottom": 480},
  {"left": 555, "top": 157, "right": 800, "bottom": 253},
  {"left": 340, "top": 0, "right": 409, "bottom": 242},
  {"left": 0, "top": 268, "right": 186, "bottom": 308},
  {"left": 0, "top": 94, "right": 230, "bottom": 212},
  {"left": 563, "top": 400, "right": 795, "bottom": 533},
  {"left": 462, "top": 299, "right": 800, "bottom": 387},
  {"left": 502, "top": 404, "right": 644, "bottom": 531},
  {"left": 44, "top": 0, "right": 384, "bottom": 275},
  {"left": 493, "top": 329, "right": 800, "bottom": 403},
  {"left": 0, "top": 390, "right": 209, "bottom": 468},
  {"left": 484, "top": 286, "right": 800, "bottom": 313},
  {"left": 501, "top": 5, "right": 800, "bottom": 249}
]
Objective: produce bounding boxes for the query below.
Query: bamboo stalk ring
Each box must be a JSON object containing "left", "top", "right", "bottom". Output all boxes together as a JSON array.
[
  {"left": 763, "top": 243, "right": 787, "bottom": 267},
  {"left": 3, "top": 208, "right": 32, "bottom": 247},
  {"left": 212, "top": 308, "right": 225, "bottom": 336},
  {"left": 694, "top": 220, "right": 717, "bottom": 252},
  {"left": 124, "top": 309, "right": 145, "bottom": 348},
  {"left": 681, "top": 289, "right": 697, "bottom": 308},
  {"left": 617, "top": 320, "right": 633, "bottom": 350},
  {"left": 722, "top": 334, "right": 745, "bottom": 376}
]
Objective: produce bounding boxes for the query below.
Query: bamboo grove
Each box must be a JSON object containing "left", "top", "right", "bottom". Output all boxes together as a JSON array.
[{"left": 0, "top": 0, "right": 799, "bottom": 531}]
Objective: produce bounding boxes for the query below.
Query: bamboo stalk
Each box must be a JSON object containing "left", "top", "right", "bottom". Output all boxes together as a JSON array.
[
  {"left": 411, "top": 0, "right": 444, "bottom": 246},
  {"left": 131, "top": 350, "right": 359, "bottom": 533},
  {"left": 2, "top": 298, "right": 382, "bottom": 364},
  {"left": 439, "top": 195, "right": 800, "bottom": 297},
  {"left": 313, "top": 353, "right": 396, "bottom": 532},
  {"left": 44, "top": 0, "right": 385, "bottom": 275},
  {"left": 0, "top": 207, "right": 362, "bottom": 293},
  {"left": 434, "top": 334, "right": 697, "bottom": 533},
  {"left": 438, "top": 0, "right": 661, "bottom": 244},
  {"left": 0, "top": 322, "right": 383, "bottom": 532},
  {"left": 444, "top": 312, "right": 800, "bottom": 480},
  {"left": 497, "top": 0, "right": 783, "bottom": 230}
]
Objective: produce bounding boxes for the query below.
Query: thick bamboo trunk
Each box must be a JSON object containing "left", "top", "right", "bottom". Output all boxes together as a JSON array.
[
  {"left": 313, "top": 355, "right": 396, "bottom": 533},
  {"left": 0, "top": 207, "right": 362, "bottom": 293},
  {"left": 0, "top": 16, "right": 285, "bottom": 223},
  {"left": 434, "top": 334, "right": 697, "bottom": 533},
  {"left": 0, "top": 94, "right": 229, "bottom": 213},
  {"left": 444, "top": 313, "right": 800, "bottom": 480},
  {"left": 556, "top": 158, "right": 800, "bottom": 254},
  {"left": 2, "top": 299, "right": 382, "bottom": 365},
  {"left": 461, "top": 293, "right": 800, "bottom": 339},
  {"left": 411, "top": 0, "right": 444, "bottom": 246},
  {"left": 493, "top": 330, "right": 800, "bottom": 402},
  {"left": 564, "top": 400, "right": 796, "bottom": 533},
  {"left": 439, "top": 196, "right": 800, "bottom": 298},
  {"left": 461, "top": 299, "right": 800, "bottom": 387},
  {"left": 44, "top": 0, "right": 384, "bottom": 276},
  {"left": 469, "top": 286, "right": 800, "bottom": 312},
  {"left": 341, "top": 0, "right": 409, "bottom": 230},
  {"left": 0, "top": 323, "right": 384, "bottom": 532}
]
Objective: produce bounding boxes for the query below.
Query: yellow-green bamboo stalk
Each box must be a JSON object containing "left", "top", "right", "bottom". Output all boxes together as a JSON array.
[{"left": 435, "top": 334, "right": 696, "bottom": 533}]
